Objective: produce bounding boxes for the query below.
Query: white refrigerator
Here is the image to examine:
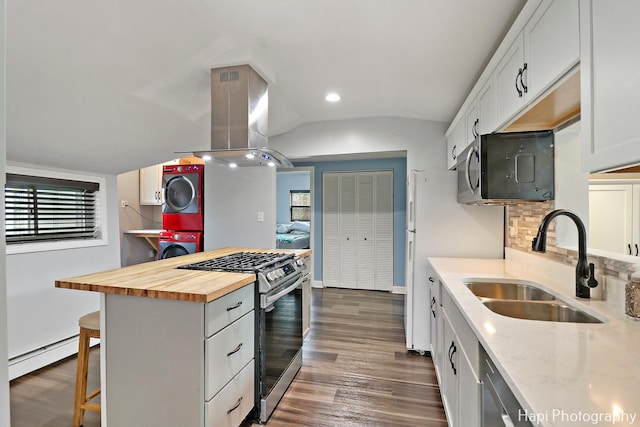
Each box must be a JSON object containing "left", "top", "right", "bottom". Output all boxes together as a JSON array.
[{"left": 404, "top": 170, "right": 504, "bottom": 353}]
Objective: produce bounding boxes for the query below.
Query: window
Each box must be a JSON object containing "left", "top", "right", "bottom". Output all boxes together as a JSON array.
[
  {"left": 290, "top": 190, "right": 310, "bottom": 221},
  {"left": 5, "top": 173, "right": 100, "bottom": 244}
]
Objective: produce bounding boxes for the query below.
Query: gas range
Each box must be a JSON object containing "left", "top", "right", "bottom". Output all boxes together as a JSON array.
[
  {"left": 179, "top": 250, "right": 307, "bottom": 423},
  {"left": 177, "top": 251, "right": 306, "bottom": 293}
]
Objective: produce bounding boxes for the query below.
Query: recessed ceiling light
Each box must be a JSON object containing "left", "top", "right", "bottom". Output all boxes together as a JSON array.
[
  {"left": 325, "top": 93, "right": 341, "bottom": 102},
  {"left": 229, "top": 162, "right": 238, "bottom": 168},
  {"left": 201, "top": 154, "right": 212, "bottom": 161}
]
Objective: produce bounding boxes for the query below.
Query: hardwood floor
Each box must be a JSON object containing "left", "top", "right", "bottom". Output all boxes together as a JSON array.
[
  {"left": 245, "top": 288, "right": 447, "bottom": 427},
  {"left": 10, "top": 347, "right": 101, "bottom": 427},
  {"left": 9, "top": 288, "right": 446, "bottom": 427}
]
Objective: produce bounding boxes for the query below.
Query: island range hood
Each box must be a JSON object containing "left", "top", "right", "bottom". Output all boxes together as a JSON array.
[{"left": 191, "top": 64, "right": 293, "bottom": 168}]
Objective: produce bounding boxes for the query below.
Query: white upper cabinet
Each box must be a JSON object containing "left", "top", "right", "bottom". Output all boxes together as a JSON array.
[
  {"left": 581, "top": 0, "right": 640, "bottom": 172},
  {"left": 524, "top": 0, "right": 580, "bottom": 100},
  {"left": 139, "top": 164, "right": 163, "bottom": 206},
  {"left": 446, "top": 118, "right": 465, "bottom": 170},
  {"left": 465, "top": 100, "right": 479, "bottom": 147},
  {"left": 496, "top": 0, "right": 579, "bottom": 127},
  {"left": 495, "top": 32, "right": 527, "bottom": 126},
  {"left": 477, "top": 78, "right": 497, "bottom": 135}
]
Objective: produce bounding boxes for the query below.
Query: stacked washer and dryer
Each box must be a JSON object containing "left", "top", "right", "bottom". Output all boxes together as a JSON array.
[{"left": 158, "top": 164, "right": 205, "bottom": 259}]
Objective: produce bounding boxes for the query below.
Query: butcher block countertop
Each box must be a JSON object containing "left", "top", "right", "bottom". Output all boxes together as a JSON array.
[{"left": 56, "top": 247, "right": 312, "bottom": 303}]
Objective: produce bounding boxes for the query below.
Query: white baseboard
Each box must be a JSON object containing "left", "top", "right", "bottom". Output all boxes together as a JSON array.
[
  {"left": 311, "top": 280, "right": 323, "bottom": 289},
  {"left": 8, "top": 336, "right": 99, "bottom": 380},
  {"left": 393, "top": 286, "right": 407, "bottom": 294}
]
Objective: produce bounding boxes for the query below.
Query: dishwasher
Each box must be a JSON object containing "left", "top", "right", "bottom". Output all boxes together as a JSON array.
[{"left": 480, "top": 346, "right": 533, "bottom": 427}]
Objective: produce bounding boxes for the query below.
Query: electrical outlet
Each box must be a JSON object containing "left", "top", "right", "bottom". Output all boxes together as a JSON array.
[
  {"left": 257, "top": 211, "right": 265, "bottom": 222},
  {"left": 121, "top": 200, "right": 129, "bottom": 208}
]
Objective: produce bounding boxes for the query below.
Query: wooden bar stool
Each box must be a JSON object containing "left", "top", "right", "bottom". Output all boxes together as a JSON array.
[{"left": 73, "top": 311, "right": 101, "bottom": 427}]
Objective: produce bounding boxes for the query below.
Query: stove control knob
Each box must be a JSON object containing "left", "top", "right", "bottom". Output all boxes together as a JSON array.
[
  {"left": 276, "top": 268, "right": 285, "bottom": 278},
  {"left": 267, "top": 271, "right": 277, "bottom": 281},
  {"left": 296, "top": 258, "right": 306, "bottom": 266}
]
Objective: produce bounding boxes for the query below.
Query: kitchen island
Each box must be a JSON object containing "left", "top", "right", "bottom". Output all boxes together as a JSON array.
[
  {"left": 429, "top": 250, "right": 640, "bottom": 427},
  {"left": 56, "top": 247, "right": 311, "bottom": 427}
]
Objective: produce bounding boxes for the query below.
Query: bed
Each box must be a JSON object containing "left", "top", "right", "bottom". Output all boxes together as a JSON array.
[{"left": 276, "top": 221, "right": 310, "bottom": 249}]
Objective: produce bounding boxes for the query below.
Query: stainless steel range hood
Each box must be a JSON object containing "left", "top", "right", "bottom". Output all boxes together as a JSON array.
[{"left": 192, "top": 64, "right": 293, "bottom": 168}]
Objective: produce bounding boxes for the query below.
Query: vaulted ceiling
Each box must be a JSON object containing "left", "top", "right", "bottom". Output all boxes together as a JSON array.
[{"left": 6, "top": 0, "right": 526, "bottom": 175}]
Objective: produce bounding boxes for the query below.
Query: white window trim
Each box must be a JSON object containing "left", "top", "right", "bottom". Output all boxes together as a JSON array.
[{"left": 5, "top": 165, "right": 109, "bottom": 255}]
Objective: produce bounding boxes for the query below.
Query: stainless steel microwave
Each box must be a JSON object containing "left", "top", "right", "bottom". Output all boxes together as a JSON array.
[{"left": 456, "top": 131, "right": 554, "bottom": 205}]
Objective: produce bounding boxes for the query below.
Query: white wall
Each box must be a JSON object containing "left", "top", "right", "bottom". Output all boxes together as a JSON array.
[
  {"left": 269, "top": 117, "right": 448, "bottom": 172},
  {"left": 554, "top": 121, "right": 589, "bottom": 248},
  {"left": 5, "top": 164, "right": 120, "bottom": 378},
  {"left": 276, "top": 171, "right": 310, "bottom": 224},
  {"left": 117, "top": 169, "right": 162, "bottom": 266},
  {"left": 0, "top": 0, "right": 9, "bottom": 421},
  {"left": 204, "top": 164, "right": 276, "bottom": 250}
]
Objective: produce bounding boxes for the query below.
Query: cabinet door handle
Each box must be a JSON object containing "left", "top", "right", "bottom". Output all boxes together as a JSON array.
[
  {"left": 431, "top": 297, "right": 436, "bottom": 318},
  {"left": 629, "top": 244, "right": 632, "bottom": 255},
  {"left": 515, "top": 68, "right": 523, "bottom": 97},
  {"left": 448, "top": 341, "right": 457, "bottom": 375},
  {"left": 364, "top": 237, "right": 367, "bottom": 241},
  {"left": 226, "top": 301, "right": 243, "bottom": 311},
  {"left": 519, "top": 63, "right": 528, "bottom": 94},
  {"left": 636, "top": 244, "right": 638, "bottom": 256},
  {"left": 428, "top": 277, "right": 434, "bottom": 283},
  {"left": 226, "top": 343, "right": 243, "bottom": 357},
  {"left": 226, "top": 397, "right": 243, "bottom": 414},
  {"left": 451, "top": 144, "right": 457, "bottom": 161}
]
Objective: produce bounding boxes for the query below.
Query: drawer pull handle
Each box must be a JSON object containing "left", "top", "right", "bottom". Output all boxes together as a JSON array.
[
  {"left": 226, "top": 396, "right": 243, "bottom": 414},
  {"left": 226, "top": 301, "right": 243, "bottom": 311},
  {"left": 227, "top": 343, "right": 243, "bottom": 357}
]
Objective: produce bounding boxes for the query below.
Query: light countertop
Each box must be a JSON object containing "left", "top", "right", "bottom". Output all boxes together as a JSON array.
[
  {"left": 429, "top": 254, "right": 640, "bottom": 426},
  {"left": 56, "top": 247, "right": 312, "bottom": 303}
]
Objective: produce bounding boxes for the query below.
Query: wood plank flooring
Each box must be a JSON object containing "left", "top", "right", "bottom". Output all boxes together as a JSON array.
[
  {"left": 244, "top": 288, "right": 447, "bottom": 427},
  {"left": 9, "top": 288, "right": 446, "bottom": 427}
]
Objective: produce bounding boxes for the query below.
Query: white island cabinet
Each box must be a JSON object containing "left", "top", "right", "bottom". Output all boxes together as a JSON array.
[
  {"left": 581, "top": 0, "right": 640, "bottom": 172},
  {"left": 104, "top": 284, "right": 255, "bottom": 427}
]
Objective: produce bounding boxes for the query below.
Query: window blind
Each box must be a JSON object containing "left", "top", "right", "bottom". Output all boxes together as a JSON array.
[{"left": 5, "top": 173, "right": 100, "bottom": 244}]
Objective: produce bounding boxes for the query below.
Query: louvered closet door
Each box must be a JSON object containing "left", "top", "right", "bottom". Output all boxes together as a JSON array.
[
  {"left": 322, "top": 173, "right": 341, "bottom": 288},
  {"left": 356, "top": 172, "right": 375, "bottom": 290},
  {"left": 374, "top": 171, "right": 394, "bottom": 291},
  {"left": 338, "top": 173, "right": 358, "bottom": 289}
]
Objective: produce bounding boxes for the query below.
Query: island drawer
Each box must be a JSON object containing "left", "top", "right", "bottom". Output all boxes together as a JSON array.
[
  {"left": 205, "top": 310, "right": 255, "bottom": 400},
  {"left": 205, "top": 283, "right": 254, "bottom": 337},
  {"left": 205, "top": 360, "right": 255, "bottom": 427}
]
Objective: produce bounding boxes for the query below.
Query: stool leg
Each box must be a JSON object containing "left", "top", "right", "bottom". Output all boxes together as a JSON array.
[{"left": 73, "top": 328, "right": 90, "bottom": 427}]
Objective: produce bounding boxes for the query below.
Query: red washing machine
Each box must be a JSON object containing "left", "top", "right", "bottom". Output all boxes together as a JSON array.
[
  {"left": 162, "top": 164, "right": 204, "bottom": 231},
  {"left": 158, "top": 231, "right": 202, "bottom": 259}
]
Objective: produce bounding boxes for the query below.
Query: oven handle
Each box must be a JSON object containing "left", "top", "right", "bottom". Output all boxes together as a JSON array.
[{"left": 261, "top": 273, "right": 304, "bottom": 308}]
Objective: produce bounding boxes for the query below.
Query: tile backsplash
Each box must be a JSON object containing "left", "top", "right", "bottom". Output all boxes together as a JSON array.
[{"left": 505, "top": 201, "right": 638, "bottom": 283}]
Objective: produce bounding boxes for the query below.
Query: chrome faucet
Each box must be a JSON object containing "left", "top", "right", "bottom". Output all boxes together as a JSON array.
[{"left": 531, "top": 209, "right": 598, "bottom": 298}]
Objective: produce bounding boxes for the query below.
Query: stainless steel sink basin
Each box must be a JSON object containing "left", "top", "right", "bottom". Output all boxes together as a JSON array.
[
  {"left": 482, "top": 300, "right": 604, "bottom": 324},
  {"left": 465, "top": 280, "right": 556, "bottom": 301}
]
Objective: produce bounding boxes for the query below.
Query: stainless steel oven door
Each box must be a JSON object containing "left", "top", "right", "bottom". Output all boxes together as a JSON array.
[{"left": 258, "top": 273, "right": 304, "bottom": 423}]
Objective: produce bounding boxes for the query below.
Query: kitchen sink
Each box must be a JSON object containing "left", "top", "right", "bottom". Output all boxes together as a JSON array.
[
  {"left": 465, "top": 280, "right": 556, "bottom": 301},
  {"left": 482, "top": 300, "right": 604, "bottom": 324}
]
